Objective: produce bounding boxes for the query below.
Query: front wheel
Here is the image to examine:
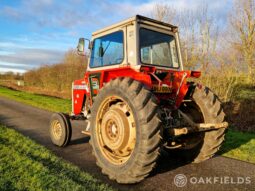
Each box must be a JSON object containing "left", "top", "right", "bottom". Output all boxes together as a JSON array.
[
  {"left": 49, "top": 113, "right": 72, "bottom": 147},
  {"left": 90, "top": 78, "right": 162, "bottom": 184}
]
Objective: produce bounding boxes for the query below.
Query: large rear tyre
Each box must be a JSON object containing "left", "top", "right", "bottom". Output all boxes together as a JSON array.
[
  {"left": 90, "top": 78, "right": 162, "bottom": 184},
  {"left": 178, "top": 85, "right": 226, "bottom": 163},
  {"left": 49, "top": 113, "right": 72, "bottom": 147}
]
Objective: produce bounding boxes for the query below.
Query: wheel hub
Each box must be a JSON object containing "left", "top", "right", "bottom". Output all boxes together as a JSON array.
[
  {"left": 52, "top": 120, "right": 62, "bottom": 140},
  {"left": 101, "top": 108, "right": 130, "bottom": 151}
]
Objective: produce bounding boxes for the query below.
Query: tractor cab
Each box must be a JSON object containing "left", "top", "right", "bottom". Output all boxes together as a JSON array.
[{"left": 78, "top": 15, "right": 183, "bottom": 72}]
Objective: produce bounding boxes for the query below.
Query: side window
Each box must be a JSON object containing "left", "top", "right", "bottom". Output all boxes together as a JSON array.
[{"left": 90, "top": 31, "right": 124, "bottom": 68}]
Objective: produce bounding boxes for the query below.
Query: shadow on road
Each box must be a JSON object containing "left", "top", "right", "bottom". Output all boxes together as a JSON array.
[
  {"left": 150, "top": 150, "right": 190, "bottom": 176},
  {"left": 69, "top": 136, "right": 90, "bottom": 145}
]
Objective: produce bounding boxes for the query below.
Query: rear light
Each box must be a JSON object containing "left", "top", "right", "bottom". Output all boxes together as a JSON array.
[{"left": 191, "top": 71, "right": 201, "bottom": 78}]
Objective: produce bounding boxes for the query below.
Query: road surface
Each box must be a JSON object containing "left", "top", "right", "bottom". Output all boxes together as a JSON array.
[{"left": 0, "top": 96, "right": 254, "bottom": 191}]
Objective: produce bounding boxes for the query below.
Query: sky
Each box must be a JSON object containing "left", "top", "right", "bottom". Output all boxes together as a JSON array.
[{"left": 0, "top": 0, "right": 233, "bottom": 73}]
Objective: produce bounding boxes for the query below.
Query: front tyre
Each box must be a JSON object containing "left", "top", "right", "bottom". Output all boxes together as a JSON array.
[
  {"left": 90, "top": 78, "right": 162, "bottom": 184},
  {"left": 49, "top": 113, "right": 72, "bottom": 147}
]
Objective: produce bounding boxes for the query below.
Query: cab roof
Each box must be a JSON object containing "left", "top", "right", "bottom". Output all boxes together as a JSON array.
[{"left": 92, "top": 15, "right": 178, "bottom": 36}]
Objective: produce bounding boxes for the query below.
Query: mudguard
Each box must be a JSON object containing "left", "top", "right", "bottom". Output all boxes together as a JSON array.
[{"left": 72, "top": 79, "right": 88, "bottom": 115}]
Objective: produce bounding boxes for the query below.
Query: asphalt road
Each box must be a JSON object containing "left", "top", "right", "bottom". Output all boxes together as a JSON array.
[{"left": 0, "top": 96, "right": 254, "bottom": 191}]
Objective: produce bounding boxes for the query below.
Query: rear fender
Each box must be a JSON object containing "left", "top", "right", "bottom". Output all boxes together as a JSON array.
[{"left": 72, "top": 79, "right": 89, "bottom": 115}]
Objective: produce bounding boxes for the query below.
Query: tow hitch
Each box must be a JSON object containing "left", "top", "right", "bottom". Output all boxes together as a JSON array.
[{"left": 169, "top": 110, "right": 228, "bottom": 136}]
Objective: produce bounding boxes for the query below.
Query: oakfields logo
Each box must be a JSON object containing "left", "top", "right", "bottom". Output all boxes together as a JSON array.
[
  {"left": 174, "top": 174, "right": 251, "bottom": 187},
  {"left": 174, "top": 174, "right": 187, "bottom": 187}
]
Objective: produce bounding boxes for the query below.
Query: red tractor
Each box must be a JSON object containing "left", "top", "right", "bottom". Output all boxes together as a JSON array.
[{"left": 49, "top": 15, "right": 228, "bottom": 184}]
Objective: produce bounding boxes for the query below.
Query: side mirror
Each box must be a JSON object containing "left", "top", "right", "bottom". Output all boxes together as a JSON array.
[
  {"left": 77, "top": 38, "right": 90, "bottom": 56},
  {"left": 77, "top": 38, "right": 85, "bottom": 53}
]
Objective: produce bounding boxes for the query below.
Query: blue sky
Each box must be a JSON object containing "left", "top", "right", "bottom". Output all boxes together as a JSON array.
[{"left": 0, "top": 0, "right": 233, "bottom": 73}]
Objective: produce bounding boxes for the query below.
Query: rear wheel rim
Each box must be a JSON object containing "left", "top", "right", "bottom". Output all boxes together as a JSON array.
[{"left": 96, "top": 96, "right": 136, "bottom": 165}]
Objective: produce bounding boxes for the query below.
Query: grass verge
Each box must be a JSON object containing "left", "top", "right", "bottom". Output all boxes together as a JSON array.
[
  {"left": 220, "top": 130, "right": 255, "bottom": 163},
  {"left": 0, "top": 124, "right": 114, "bottom": 191},
  {"left": 0, "top": 86, "right": 71, "bottom": 113}
]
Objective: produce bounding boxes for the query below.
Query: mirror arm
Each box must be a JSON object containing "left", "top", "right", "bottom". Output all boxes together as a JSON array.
[{"left": 77, "top": 51, "right": 86, "bottom": 56}]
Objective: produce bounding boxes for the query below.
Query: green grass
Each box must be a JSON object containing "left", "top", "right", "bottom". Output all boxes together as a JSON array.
[
  {"left": 234, "top": 84, "right": 255, "bottom": 101},
  {"left": 0, "top": 86, "right": 71, "bottom": 113},
  {"left": 0, "top": 125, "right": 114, "bottom": 191},
  {"left": 220, "top": 130, "right": 255, "bottom": 163}
]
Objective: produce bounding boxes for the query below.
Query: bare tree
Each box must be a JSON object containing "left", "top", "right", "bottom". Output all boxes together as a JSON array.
[
  {"left": 176, "top": 10, "right": 198, "bottom": 69},
  {"left": 152, "top": 3, "right": 176, "bottom": 24},
  {"left": 229, "top": 0, "right": 255, "bottom": 84},
  {"left": 197, "top": 5, "right": 219, "bottom": 72},
  {"left": 175, "top": 4, "right": 219, "bottom": 71}
]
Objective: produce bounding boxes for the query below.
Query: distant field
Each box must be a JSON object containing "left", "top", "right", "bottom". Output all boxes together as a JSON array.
[
  {"left": 0, "top": 124, "right": 114, "bottom": 191},
  {"left": 0, "top": 85, "right": 254, "bottom": 164},
  {"left": 0, "top": 86, "right": 71, "bottom": 113}
]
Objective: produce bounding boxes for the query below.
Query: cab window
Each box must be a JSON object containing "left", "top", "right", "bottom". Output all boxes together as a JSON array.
[{"left": 90, "top": 31, "right": 124, "bottom": 68}]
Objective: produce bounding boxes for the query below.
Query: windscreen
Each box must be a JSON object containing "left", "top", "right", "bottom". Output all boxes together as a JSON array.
[{"left": 90, "top": 31, "right": 124, "bottom": 68}]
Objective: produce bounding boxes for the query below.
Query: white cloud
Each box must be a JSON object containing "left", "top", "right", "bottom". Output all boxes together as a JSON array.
[
  {"left": 111, "top": 0, "right": 232, "bottom": 21},
  {"left": 0, "top": 0, "right": 99, "bottom": 29},
  {"left": 0, "top": 67, "right": 27, "bottom": 74},
  {"left": 0, "top": 0, "right": 233, "bottom": 31},
  {"left": 0, "top": 62, "right": 30, "bottom": 68},
  {"left": 1, "top": 0, "right": 233, "bottom": 27},
  {"left": 0, "top": 48, "right": 65, "bottom": 66},
  {"left": 0, "top": 61, "right": 31, "bottom": 73}
]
